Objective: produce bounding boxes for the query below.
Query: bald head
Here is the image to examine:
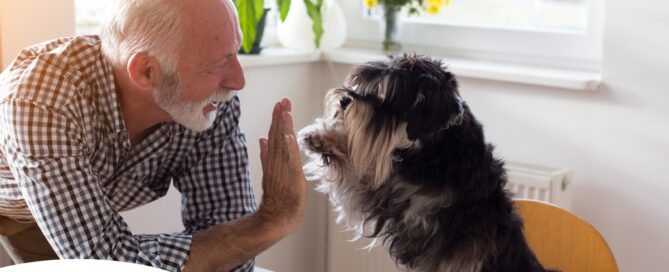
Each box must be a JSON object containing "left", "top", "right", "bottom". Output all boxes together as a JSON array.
[{"left": 100, "top": 0, "right": 241, "bottom": 74}]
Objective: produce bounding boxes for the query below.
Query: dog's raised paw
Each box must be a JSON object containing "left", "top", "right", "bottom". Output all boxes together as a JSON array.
[{"left": 302, "top": 133, "right": 327, "bottom": 153}]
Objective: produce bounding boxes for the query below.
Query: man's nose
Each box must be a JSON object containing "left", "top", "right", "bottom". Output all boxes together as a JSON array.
[{"left": 223, "top": 56, "right": 245, "bottom": 91}]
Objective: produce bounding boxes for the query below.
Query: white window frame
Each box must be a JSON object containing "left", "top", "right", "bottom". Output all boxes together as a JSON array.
[{"left": 340, "top": 0, "right": 605, "bottom": 71}]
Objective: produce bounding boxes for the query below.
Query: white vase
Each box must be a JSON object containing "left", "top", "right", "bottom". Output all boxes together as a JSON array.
[{"left": 277, "top": 0, "right": 347, "bottom": 51}]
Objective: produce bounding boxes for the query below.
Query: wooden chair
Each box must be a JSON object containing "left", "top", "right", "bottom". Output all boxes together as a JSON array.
[
  {"left": 0, "top": 235, "right": 24, "bottom": 265},
  {"left": 514, "top": 199, "right": 618, "bottom": 272}
]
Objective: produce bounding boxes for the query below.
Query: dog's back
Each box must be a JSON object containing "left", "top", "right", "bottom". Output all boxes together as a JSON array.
[{"left": 381, "top": 106, "right": 546, "bottom": 272}]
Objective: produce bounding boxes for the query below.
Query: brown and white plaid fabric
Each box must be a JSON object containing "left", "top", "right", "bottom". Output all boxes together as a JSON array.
[{"left": 0, "top": 36, "right": 257, "bottom": 271}]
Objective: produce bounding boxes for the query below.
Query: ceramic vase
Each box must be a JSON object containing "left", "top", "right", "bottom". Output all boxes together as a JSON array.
[{"left": 277, "top": 0, "right": 347, "bottom": 51}]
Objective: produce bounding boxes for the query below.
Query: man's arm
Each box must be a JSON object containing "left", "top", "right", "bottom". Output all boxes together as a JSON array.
[
  {"left": 0, "top": 98, "right": 192, "bottom": 270},
  {"left": 183, "top": 98, "right": 306, "bottom": 272}
]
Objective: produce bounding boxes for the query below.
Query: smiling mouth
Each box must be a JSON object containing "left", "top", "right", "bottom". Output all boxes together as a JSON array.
[{"left": 203, "top": 102, "right": 217, "bottom": 113}]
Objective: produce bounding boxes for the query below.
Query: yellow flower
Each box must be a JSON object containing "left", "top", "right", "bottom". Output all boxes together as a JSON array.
[
  {"left": 425, "top": 4, "right": 440, "bottom": 15},
  {"left": 427, "top": 0, "right": 450, "bottom": 6},
  {"left": 427, "top": 0, "right": 443, "bottom": 6},
  {"left": 363, "top": 0, "right": 378, "bottom": 9}
]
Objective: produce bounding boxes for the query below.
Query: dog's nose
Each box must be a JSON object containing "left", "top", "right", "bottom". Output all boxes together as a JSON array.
[
  {"left": 300, "top": 134, "right": 311, "bottom": 145},
  {"left": 340, "top": 96, "right": 352, "bottom": 110}
]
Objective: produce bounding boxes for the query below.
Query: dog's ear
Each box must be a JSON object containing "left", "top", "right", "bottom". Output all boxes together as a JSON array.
[
  {"left": 346, "top": 104, "right": 407, "bottom": 189},
  {"left": 404, "top": 64, "right": 463, "bottom": 141}
]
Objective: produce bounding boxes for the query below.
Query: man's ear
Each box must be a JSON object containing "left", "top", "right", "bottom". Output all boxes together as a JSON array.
[{"left": 127, "top": 52, "right": 163, "bottom": 91}]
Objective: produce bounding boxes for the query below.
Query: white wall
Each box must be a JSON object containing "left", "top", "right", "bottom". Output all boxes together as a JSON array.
[{"left": 0, "top": 0, "right": 75, "bottom": 70}]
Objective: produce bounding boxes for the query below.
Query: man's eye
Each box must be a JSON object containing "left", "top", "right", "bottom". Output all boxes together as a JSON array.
[
  {"left": 339, "top": 96, "right": 352, "bottom": 110},
  {"left": 206, "top": 66, "right": 224, "bottom": 75}
]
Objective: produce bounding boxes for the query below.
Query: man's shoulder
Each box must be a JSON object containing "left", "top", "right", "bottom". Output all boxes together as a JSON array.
[{"left": 0, "top": 36, "right": 106, "bottom": 108}]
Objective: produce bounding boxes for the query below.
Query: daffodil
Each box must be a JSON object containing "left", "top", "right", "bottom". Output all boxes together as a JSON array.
[
  {"left": 427, "top": 0, "right": 444, "bottom": 6},
  {"left": 364, "top": 0, "right": 378, "bottom": 9},
  {"left": 425, "top": 4, "right": 440, "bottom": 15}
]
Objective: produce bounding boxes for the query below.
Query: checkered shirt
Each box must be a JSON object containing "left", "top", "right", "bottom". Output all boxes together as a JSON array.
[{"left": 0, "top": 36, "right": 258, "bottom": 271}]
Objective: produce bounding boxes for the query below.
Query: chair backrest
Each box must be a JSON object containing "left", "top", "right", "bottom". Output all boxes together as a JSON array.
[
  {"left": 0, "top": 235, "right": 24, "bottom": 265},
  {"left": 514, "top": 199, "right": 618, "bottom": 272}
]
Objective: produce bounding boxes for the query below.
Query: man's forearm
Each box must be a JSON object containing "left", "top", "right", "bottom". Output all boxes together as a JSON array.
[{"left": 183, "top": 212, "right": 287, "bottom": 272}]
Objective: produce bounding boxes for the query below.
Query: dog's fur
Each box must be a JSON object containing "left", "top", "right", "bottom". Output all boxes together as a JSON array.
[{"left": 298, "top": 54, "right": 546, "bottom": 272}]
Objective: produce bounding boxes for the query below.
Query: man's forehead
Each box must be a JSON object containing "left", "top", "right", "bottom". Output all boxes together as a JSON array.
[
  {"left": 179, "top": 0, "right": 240, "bottom": 56},
  {"left": 179, "top": 0, "right": 237, "bottom": 24}
]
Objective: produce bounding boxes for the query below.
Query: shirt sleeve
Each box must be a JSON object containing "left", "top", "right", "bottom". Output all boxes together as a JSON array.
[
  {"left": 0, "top": 98, "right": 192, "bottom": 271},
  {"left": 172, "top": 96, "right": 258, "bottom": 272}
]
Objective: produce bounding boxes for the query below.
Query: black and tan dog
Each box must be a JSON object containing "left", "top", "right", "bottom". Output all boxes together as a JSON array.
[{"left": 298, "top": 54, "right": 546, "bottom": 272}]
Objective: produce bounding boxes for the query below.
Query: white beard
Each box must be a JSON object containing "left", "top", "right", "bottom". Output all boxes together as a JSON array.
[{"left": 154, "top": 73, "right": 234, "bottom": 132}]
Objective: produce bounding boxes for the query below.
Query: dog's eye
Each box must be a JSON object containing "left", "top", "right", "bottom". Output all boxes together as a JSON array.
[{"left": 339, "top": 96, "right": 352, "bottom": 110}]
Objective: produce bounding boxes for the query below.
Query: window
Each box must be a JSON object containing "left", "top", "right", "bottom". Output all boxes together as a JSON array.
[
  {"left": 345, "top": 0, "right": 604, "bottom": 70},
  {"left": 392, "top": 0, "right": 589, "bottom": 32},
  {"left": 75, "top": 0, "right": 120, "bottom": 35}
]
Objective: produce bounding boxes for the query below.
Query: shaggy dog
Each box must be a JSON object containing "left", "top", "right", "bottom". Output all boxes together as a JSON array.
[{"left": 298, "top": 54, "right": 547, "bottom": 272}]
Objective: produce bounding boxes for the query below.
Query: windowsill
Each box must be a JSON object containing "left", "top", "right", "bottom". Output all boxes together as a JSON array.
[
  {"left": 239, "top": 46, "right": 601, "bottom": 91},
  {"left": 238, "top": 47, "right": 321, "bottom": 68}
]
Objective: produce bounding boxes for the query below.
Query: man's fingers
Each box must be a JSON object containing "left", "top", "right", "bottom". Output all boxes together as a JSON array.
[
  {"left": 268, "top": 101, "right": 281, "bottom": 147},
  {"left": 282, "top": 111, "right": 296, "bottom": 137},
  {"left": 259, "top": 137, "right": 268, "bottom": 172},
  {"left": 265, "top": 98, "right": 294, "bottom": 172},
  {"left": 285, "top": 135, "right": 303, "bottom": 173}
]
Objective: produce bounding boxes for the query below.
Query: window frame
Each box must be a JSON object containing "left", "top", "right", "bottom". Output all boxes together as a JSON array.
[{"left": 340, "top": 0, "right": 605, "bottom": 71}]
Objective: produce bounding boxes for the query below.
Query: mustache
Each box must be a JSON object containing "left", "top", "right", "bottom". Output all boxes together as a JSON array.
[{"left": 207, "top": 89, "right": 235, "bottom": 104}]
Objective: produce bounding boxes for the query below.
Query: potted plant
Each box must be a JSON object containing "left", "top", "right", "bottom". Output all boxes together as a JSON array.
[
  {"left": 235, "top": 0, "right": 291, "bottom": 54},
  {"left": 364, "top": 0, "right": 451, "bottom": 54}
]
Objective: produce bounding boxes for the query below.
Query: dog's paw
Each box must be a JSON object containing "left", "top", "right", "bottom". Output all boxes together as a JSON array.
[
  {"left": 298, "top": 119, "right": 346, "bottom": 158},
  {"left": 302, "top": 133, "right": 328, "bottom": 153}
]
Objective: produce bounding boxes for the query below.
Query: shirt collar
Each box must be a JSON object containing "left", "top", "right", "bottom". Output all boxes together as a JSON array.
[{"left": 96, "top": 45, "right": 131, "bottom": 150}]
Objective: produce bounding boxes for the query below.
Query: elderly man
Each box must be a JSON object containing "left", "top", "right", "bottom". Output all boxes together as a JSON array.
[{"left": 0, "top": 0, "right": 307, "bottom": 271}]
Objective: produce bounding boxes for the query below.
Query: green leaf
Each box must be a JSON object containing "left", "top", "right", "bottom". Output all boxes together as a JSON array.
[
  {"left": 254, "top": 0, "right": 264, "bottom": 22},
  {"left": 277, "top": 0, "right": 291, "bottom": 22},
  {"left": 304, "top": 0, "right": 324, "bottom": 48},
  {"left": 408, "top": 7, "right": 419, "bottom": 16},
  {"left": 237, "top": 0, "right": 257, "bottom": 53}
]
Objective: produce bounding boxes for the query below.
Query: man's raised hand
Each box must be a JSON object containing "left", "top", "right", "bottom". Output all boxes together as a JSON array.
[{"left": 258, "top": 98, "right": 307, "bottom": 236}]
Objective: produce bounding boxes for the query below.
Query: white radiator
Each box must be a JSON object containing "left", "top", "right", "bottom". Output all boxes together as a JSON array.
[
  {"left": 326, "top": 161, "right": 573, "bottom": 272},
  {"left": 504, "top": 162, "right": 573, "bottom": 210}
]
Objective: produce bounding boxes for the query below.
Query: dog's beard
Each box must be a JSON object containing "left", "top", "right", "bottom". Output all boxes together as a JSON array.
[
  {"left": 298, "top": 116, "right": 355, "bottom": 203},
  {"left": 154, "top": 72, "right": 233, "bottom": 132},
  {"left": 299, "top": 89, "right": 350, "bottom": 182},
  {"left": 298, "top": 89, "right": 415, "bottom": 250},
  {"left": 298, "top": 100, "right": 372, "bottom": 239}
]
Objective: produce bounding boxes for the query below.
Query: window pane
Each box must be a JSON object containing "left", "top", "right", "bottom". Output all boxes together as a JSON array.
[
  {"left": 392, "top": 0, "right": 589, "bottom": 31},
  {"left": 539, "top": 0, "right": 588, "bottom": 30},
  {"left": 75, "top": 0, "right": 120, "bottom": 35}
]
